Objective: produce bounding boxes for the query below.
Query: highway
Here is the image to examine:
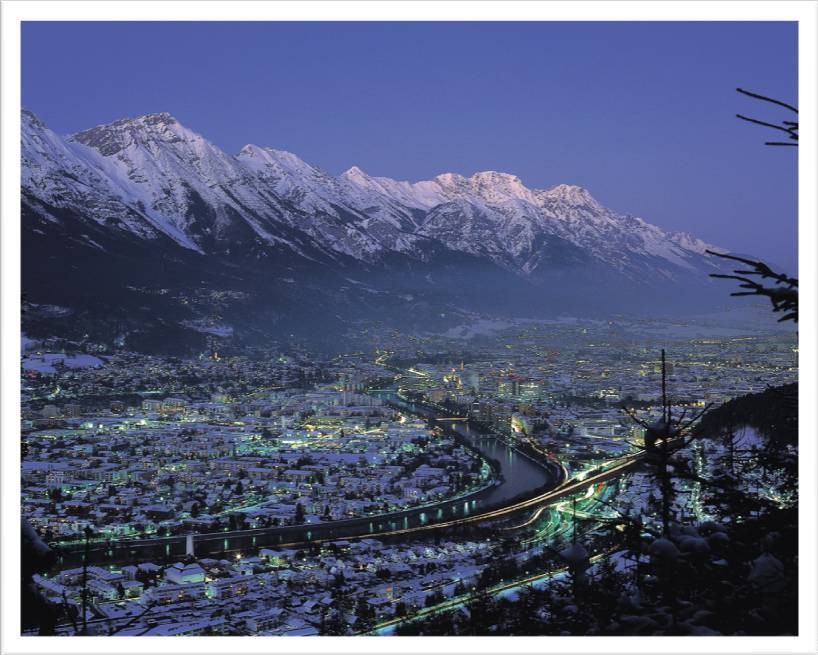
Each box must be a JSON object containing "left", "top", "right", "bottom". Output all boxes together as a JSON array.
[
  {"left": 50, "top": 387, "right": 646, "bottom": 570},
  {"left": 55, "top": 446, "right": 639, "bottom": 572},
  {"left": 49, "top": 390, "right": 560, "bottom": 568},
  {"left": 370, "top": 547, "right": 614, "bottom": 635}
]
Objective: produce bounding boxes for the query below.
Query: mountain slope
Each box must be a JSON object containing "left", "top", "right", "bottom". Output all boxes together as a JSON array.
[{"left": 21, "top": 109, "right": 733, "bottom": 353}]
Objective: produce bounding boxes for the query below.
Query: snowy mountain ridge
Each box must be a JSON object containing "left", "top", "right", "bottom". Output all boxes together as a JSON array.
[
  {"left": 21, "top": 109, "right": 724, "bottom": 280},
  {"left": 21, "top": 108, "right": 741, "bottom": 352}
]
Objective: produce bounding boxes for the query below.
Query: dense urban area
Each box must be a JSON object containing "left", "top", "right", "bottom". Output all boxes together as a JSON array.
[{"left": 21, "top": 310, "right": 798, "bottom": 636}]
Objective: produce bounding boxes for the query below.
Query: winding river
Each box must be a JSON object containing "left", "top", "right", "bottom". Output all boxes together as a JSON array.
[{"left": 52, "top": 391, "right": 559, "bottom": 568}]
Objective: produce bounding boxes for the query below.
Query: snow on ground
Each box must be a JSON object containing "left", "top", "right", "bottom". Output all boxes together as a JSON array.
[
  {"left": 21, "top": 334, "right": 39, "bottom": 353},
  {"left": 734, "top": 426, "right": 765, "bottom": 449},
  {"left": 21, "top": 352, "right": 104, "bottom": 374}
]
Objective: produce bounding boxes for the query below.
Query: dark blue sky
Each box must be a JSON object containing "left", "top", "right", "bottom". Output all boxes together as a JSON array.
[{"left": 22, "top": 21, "right": 798, "bottom": 271}]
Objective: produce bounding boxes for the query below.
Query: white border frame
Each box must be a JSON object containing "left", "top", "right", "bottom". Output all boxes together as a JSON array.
[{"left": 2, "top": 2, "right": 816, "bottom": 654}]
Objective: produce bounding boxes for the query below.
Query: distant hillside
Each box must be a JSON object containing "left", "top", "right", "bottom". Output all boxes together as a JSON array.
[{"left": 695, "top": 383, "right": 798, "bottom": 446}]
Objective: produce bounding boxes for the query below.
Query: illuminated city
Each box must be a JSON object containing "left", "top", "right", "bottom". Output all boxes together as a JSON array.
[
  {"left": 13, "top": 14, "right": 803, "bottom": 644},
  {"left": 20, "top": 313, "right": 797, "bottom": 635}
]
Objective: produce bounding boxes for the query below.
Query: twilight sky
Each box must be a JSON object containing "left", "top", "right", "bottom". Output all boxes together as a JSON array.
[{"left": 22, "top": 21, "right": 798, "bottom": 272}]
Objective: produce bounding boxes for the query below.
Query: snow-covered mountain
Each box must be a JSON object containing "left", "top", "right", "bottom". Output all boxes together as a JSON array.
[
  {"left": 22, "top": 109, "right": 723, "bottom": 274},
  {"left": 20, "top": 109, "right": 732, "bottom": 352}
]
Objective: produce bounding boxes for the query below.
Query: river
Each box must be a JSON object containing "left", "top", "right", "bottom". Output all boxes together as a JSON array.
[{"left": 52, "top": 391, "right": 559, "bottom": 568}]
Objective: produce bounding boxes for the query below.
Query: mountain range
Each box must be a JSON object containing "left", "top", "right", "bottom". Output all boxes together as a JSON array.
[{"left": 21, "top": 109, "right": 733, "bottom": 354}]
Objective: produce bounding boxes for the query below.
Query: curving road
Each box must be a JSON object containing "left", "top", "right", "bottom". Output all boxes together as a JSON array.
[{"left": 50, "top": 392, "right": 561, "bottom": 569}]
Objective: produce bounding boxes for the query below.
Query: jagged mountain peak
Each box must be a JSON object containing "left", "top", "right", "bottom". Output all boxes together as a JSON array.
[
  {"left": 470, "top": 170, "right": 524, "bottom": 185},
  {"left": 433, "top": 171, "right": 466, "bottom": 186},
  {"left": 670, "top": 230, "right": 719, "bottom": 255},
  {"left": 341, "top": 165, "right": 371, "bottom": 182},
  {"left": 22, "top": 107, "right": 730, "bottom": 283},
  {"left": 132, "top": 111, "right": 178, "bottom": 126},
  {"left": 545, "top": 182, "right": 588, "bottom": 194},
  {"left": 104, "top": 111, "right": 178, "bottom": 128},
  {"left": 74, "top": 110, "right": 181, "bottom": 137},
  {"left": 238, "top": 144, "right": 318, "bottom": 174},
  {"left": 541, "top": 183, "right": 600, "bottom": 206},
  {"left": 533, "top": 183, "right": 609, "bottom": 223},
  {"left": 22, "top": 108, "right": 45, "bottom": 129},
  {"left": 241, "top": 144, "right": 302, "bottom": 161},
  {"left": 238, "top": 143, "right": 259, "bottom": 156},
  {"left": 20, "top": 107, "right": 740, "bottom": 349},
  {"left": 465, "top": 170, "right": 538, "bottom": 205},
  {"left": 68, "top": 111, "right": 204, "bottom": 159}
]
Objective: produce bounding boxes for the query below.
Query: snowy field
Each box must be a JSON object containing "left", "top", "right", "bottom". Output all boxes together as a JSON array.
[{"left": 21, "top": 352, "right": 104, "bottom": 374}]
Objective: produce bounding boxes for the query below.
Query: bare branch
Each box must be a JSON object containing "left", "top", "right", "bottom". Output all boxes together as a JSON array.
[
  {"left": 737, "top": 87, "right": 798, "bottom": 114},
  {"left": 736, "top": 113, "right": 795, "bottom": 135},
  {"left": 736, "top": 88, "right": 798, "bottom": 147}
]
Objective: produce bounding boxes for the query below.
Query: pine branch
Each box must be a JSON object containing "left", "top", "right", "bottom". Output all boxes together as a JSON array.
[
  {"left": 706, "top": 250, "right": 798, "bottom": 322},
  {"left": 736, "top": 88, "right": 798, "bottom": 147},
  {"left": 736, "top": 113, "right": 796, "bottom": 136},
  {"left": 620, "top": 404, "right": 652, "bottom": 430},
  {"left": 736, "top": 87, "right": 798, "bottom": 114}
]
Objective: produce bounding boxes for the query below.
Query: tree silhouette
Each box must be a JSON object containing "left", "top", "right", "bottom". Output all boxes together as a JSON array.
[
  {"left": 708, "top": 89, "right": 798, "bottom": 321},
  {"left": 735, "top": 87, "right": 798, "bottom": 146},
  {"left": 706, "top": 251, "right": 798, "bottom": 322},
  {"left": 622, "top": 350, "right": 711, "bottom": 535}
]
